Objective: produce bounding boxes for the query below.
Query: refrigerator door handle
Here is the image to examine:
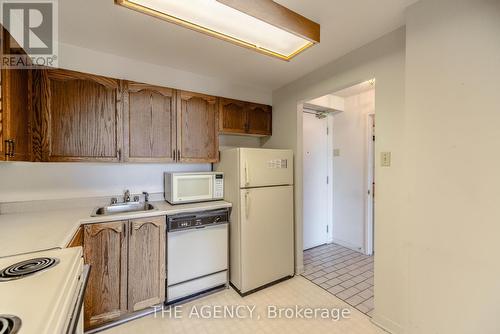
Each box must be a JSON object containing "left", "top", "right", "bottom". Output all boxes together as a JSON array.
[
  {"left": 245, "top": 191, "right": 250, "bottom": 219},
  {"left": 244, "top": 161, "right": 250, "bottom": 186}
]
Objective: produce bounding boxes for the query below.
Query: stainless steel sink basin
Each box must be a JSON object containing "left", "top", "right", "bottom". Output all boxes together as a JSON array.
[{"left": 91, "top": 203, "right": 156, "bottom": 217}]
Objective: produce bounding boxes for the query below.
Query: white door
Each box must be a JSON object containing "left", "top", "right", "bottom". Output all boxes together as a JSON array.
[
  {"left": 239, "top": 148, "right": 294, "bottom": 188},
  {"left": 239, "top": 186, "right": 294, "bottom": 293},
  {"left": 303, "top": 112, "right": 329, "bottom": 250}
]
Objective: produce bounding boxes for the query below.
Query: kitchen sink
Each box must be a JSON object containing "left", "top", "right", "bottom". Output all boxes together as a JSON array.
[{"left": 91, "top": 203, "right": 156, "bottom": 217}]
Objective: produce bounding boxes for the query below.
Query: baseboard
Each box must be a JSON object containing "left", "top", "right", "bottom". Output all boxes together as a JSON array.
[
  {"left": 371, "top": 312, "right": 404, "bottom": 334},
  {"left": 331, "top": 238, "right": 364, "bottom": 253}
]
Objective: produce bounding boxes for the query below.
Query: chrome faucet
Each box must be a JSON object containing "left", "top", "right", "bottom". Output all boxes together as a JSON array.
[
  {"left": 143, "top": 191, "right": 150, "bottom": 202},
  {"left": 124, "top": 189, "right": 131, "bottom": 203}
]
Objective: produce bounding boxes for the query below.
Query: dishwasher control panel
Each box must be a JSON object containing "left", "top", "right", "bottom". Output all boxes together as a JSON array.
[{"left": 167, "top": 209, "right": 229, "bottom": 232}]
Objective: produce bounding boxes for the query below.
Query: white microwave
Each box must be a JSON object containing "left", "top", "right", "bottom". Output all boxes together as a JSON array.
[{"left": 164, "top": 172, "right": 224, "bottom": 204}]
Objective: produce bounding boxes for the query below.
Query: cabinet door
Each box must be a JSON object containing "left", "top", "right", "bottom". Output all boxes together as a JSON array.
[
  {"left": 219, "top": 98, "right": 247, "bottom": 135},
  {"left": 0, "top": 28, "right": 31, "bottom": 161},
  {"left": 40, "top": 69, "right": 122, "bottom": 162},
  {"left": 247, "top": 103, "right": 272, "bottom": 136},
  {"left": 83, "top": 221, "right": 128, "bottom": 330},
  {"left": 177, "top": 91, "right": 218, "bottom": 163},
  {"left": 124, "top": 82, "right": 176, "bottom": 162},
  {"left": 1, "top": 68, "right": 31, "bottom": 161},
  {"left": 128, "top": 216, "right": 166, "bottom": 311}
]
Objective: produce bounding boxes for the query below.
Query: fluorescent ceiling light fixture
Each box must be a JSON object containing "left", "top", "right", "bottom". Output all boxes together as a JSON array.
[{"left": 115, "top": 0, "right": 320, "bottom": 61}]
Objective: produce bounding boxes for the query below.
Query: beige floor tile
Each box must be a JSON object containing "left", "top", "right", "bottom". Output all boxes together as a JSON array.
[{"left": 303, "top": 244, "right": 375, "bottom": 317}]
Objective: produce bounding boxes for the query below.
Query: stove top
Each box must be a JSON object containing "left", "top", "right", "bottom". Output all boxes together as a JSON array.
[
  {"left": 0, "top": 315, "right": 21, "bottom": 334},
  {"left": 0, "top": 257, "right": 59, "bottom": 282}
]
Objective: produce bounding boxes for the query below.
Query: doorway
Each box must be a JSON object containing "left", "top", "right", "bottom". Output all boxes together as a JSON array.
[{"left": 301, "top": 79, "right": 376, "bottom": 316}]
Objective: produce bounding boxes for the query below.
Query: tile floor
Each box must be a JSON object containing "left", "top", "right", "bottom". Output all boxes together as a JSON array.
[
  {"left": 302, "top": 243, "right": 374, "bottom": 316},
  {"left": 103, "top": 276, "right": 383, "bottom": 334}
]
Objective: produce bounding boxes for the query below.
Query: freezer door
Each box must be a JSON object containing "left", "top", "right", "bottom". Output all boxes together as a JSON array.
[
  {"left": 239, "top": 148, "right": 293, "bottom": 188},
  {"left": 239, "top": 186, "right": 294, "bottom": 293}
]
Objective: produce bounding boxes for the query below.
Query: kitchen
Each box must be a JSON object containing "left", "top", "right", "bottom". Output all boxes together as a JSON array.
[{"left": 2, "top": 1, "right": 499, "bottom": 334}]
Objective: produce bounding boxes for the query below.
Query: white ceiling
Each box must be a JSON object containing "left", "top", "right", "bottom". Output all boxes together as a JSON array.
[{"left": 59, "top": 0, "right": 417, "bottom": 91}]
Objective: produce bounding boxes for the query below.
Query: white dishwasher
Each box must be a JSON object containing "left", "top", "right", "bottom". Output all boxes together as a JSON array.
[{"left": 166, "top": 209, "right": 229, "bottom": 303}]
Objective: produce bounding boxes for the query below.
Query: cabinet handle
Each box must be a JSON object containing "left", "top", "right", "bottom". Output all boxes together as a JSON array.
[
  {"left": 173, "top": 149, "right": 176, "bottom": 161},
  {"left": 4, "top": 140, "right": 8, "bottom": 158},
  {"left": 10, "top": 140, "right": 15, "bottom": 158},
  {"left": 4, "top": 140, "right": 14, "bottom": 158},
  {"left": 177, "top": 149, "right": 181, "bottom": 161},
  {"left": 117, "top": 149, "right": 122, "bottom": 161}
]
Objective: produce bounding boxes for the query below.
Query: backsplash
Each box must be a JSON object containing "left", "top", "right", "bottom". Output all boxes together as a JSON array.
[{"left": 0, "top": 162, "right": 210, "bottom": 203}]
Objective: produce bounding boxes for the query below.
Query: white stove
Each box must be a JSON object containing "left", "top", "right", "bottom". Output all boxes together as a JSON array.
[{"left": 0, "top": 248, "right": 87, "bottom": 334}]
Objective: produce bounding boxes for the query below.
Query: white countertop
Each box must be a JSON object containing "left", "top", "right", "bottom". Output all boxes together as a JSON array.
[{"left": 0, "top": 200, "right": 232, "bottom": 258}]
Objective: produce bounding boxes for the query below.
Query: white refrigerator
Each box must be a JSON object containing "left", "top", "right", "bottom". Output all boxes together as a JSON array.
[{"left": 216, "top": 148, "right": 294, "bottom": 294}]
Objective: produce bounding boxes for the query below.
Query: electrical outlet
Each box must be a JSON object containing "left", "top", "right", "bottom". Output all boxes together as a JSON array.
[
  {"left": 381, "top": 152, "right": 391, "bottom": 167},
  {"left": 333, "top": 149, "right": 340, "bottom": 157}
]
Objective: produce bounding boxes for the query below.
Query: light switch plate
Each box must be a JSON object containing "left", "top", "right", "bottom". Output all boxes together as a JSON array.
[
  {"left": 333, "top": 149, "right": 340, "bottom": 157},
  {"left": 381, "top": 152, "right": 391, "bottom": 167}
]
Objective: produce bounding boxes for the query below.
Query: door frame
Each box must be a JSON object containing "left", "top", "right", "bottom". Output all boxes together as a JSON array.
[{"left": 364, "top": 113, "right": 375, "bottom": 255}]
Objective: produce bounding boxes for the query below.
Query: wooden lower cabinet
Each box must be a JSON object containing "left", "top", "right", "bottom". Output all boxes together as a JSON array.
[
  {"left": 82, "top": 216, "right": 166, "bottom": 330},
  {"left": 83, "top": 221, "right": 128, "bottom": 329},
  {"left": 67, "top": 226, "right": 83, "bottom": 248},
  {"left": 127, "top": 216, "right": 166, "bottom": 311}
]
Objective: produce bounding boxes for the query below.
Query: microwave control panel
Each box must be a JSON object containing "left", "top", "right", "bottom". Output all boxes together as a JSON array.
[{"left": 214, "top": 174, "right": 224, "bottom": 198}]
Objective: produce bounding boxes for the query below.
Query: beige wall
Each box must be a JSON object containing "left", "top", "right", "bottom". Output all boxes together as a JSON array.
[
  {"left": 331, "top": 89, "right": 375, "bottom": 251},
  {"left": 268, "top": 0, "right": 500, "bottom": 332},
  {"left": 404, "top": 0, "right": 500, "bottom": 333},
  {"left": 264, "top": 28, "right": 408, "bottom": 332}
]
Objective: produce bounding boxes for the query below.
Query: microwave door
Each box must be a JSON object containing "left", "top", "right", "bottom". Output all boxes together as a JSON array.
[{"left": 173, "top": 175, "right": 214, "bottom": 203}]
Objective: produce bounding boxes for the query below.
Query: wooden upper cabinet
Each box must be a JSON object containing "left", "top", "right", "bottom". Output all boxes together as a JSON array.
[
  {"left": 247, "top": 103, "right": 272, "bottom": 136},
  {"left": 127, "top": 216, "right": 166, "bottom": 312},
  {"left": 177, "top": 91, "right": 218, "bottom": 163},
  {"left": 37, "top": 69, "right": 122, "bottom": 162},
  {"left": 1, "top": 68, "right": 31, "bottom": 161},
  {"left": 0, "top": 28, "right": 31, "bottom": 162},
  {"left": 218, "top": 98, "right": 247, "bottom": 135},
  {"left": 124, "top": 82, "right": 176, "bottom": 162},
  {"left": 83, "top": 221, "right": 128, "bottom": 329},
  {"left": 219, "top": 98, "right": 272, "bottom": 136}
]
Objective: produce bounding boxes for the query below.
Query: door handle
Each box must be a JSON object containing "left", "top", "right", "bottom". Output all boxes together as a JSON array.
[
  {"left": 245, "top": 191, "right": 250, "bottom": 219},
  {"left": 244, "top": 161, "right": 250, "bottom": 186}
]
